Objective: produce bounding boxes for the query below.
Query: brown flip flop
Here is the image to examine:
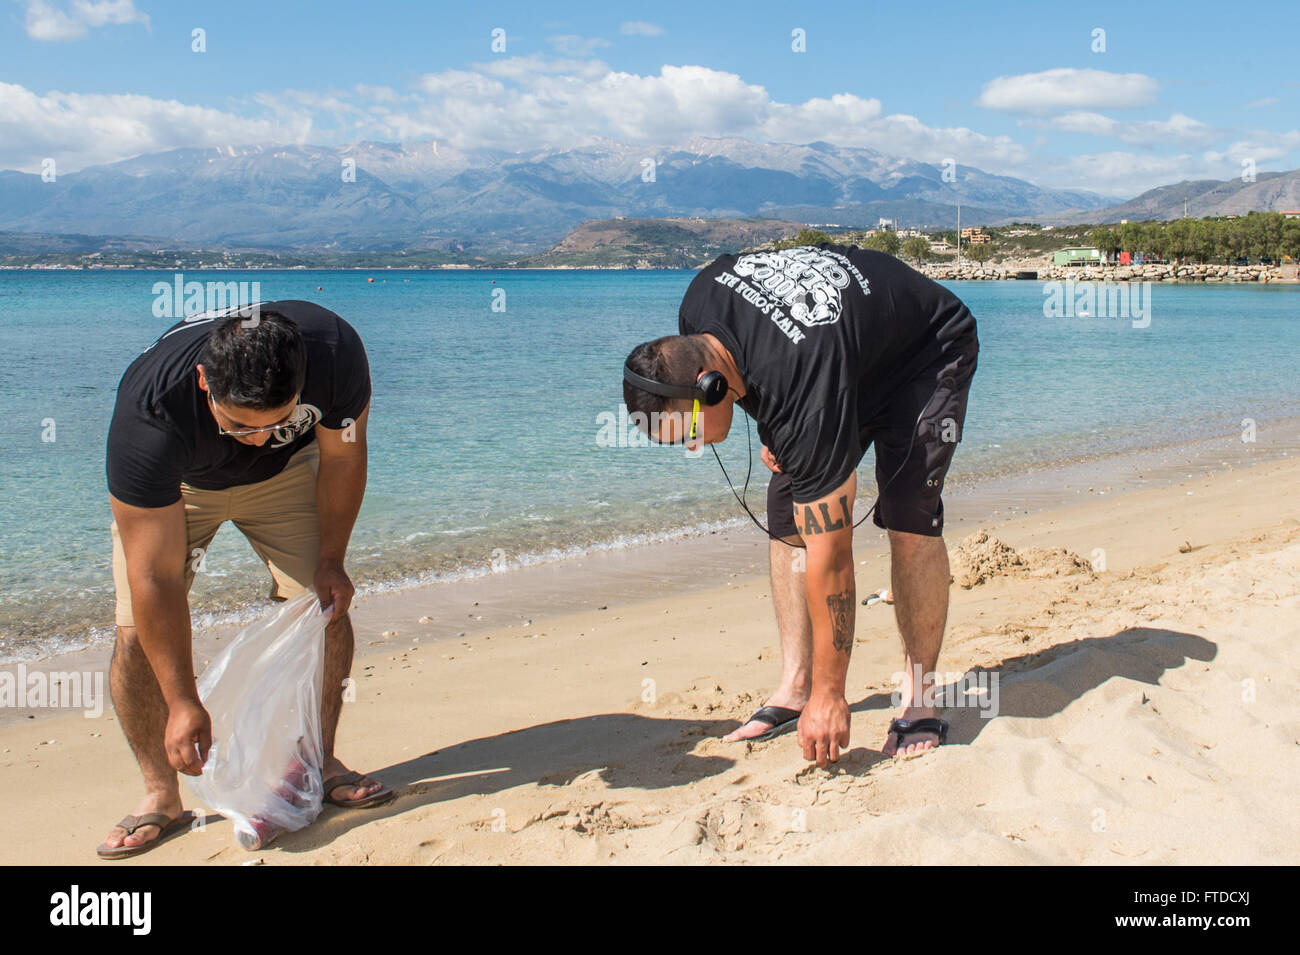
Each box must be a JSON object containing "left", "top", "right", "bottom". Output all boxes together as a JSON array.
[
  {"left": 96, "top": 810, "right": 195, "bottom": 860},
  {"left": 322, "top": 771, "right": 395, "bottom": 809}
]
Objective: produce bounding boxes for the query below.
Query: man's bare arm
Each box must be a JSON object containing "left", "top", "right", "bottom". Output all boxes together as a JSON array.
[
  {"left": 110, "top": 494, "right": 211, "bottom": 774},
  {"left": 793, "top": 471, "right": 858, "bottom": 766},
  {"left": 314, "top": 403, "right": 368, "bottom": 617},
  {"left": 110, "top": 495, "right": 195, "bottom": 703}
]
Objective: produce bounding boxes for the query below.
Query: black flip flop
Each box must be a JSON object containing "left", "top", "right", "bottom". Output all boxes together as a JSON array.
[
  {"left": 736, "top": 705, "right": 802, "bottom": 742},
  {"left": 886, "top": 717, "right": 949, "bottom": 757}
]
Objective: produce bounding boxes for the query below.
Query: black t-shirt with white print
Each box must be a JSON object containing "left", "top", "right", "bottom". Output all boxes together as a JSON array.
[
  {"left": 678, "top": 244, "right": 975, "bottom": 504},
  {"left": 107, "top": 300, "right": 371, "bottom": 509}
]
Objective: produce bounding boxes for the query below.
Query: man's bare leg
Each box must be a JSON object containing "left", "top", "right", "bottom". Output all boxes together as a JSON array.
[
  {"left": 319, "top": 612, "right": 385, "bottom": 801},
  {"left": 882, "top": 529, "right": 950, "bottom": 756},
  {"left": 100, "top": 625, "right": 185, "bottom": 850},
  {"left": 723, "top": 537, "right": 813, "bottom": 741}
]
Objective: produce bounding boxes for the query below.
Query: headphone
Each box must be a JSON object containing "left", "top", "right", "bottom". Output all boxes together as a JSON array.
[
  {"left": 624, "top": 359, "right": 947, "bottom": 548},
  {"left": 622, "top": 364, "right": 729, "bottom": 407},
  {"left": 623, "top": 363, "right": 729, "bottom": 441}
]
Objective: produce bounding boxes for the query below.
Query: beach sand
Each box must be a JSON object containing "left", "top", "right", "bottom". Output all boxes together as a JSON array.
[{"left": 3, "top": 451, "right": 1299, "bottom": 865}]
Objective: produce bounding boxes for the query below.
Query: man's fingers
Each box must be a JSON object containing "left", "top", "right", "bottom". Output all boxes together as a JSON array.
[{"left": 171, "top": 742, "right": 200, "bottom": 776}]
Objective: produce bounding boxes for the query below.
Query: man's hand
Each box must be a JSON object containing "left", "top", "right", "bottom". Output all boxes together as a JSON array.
[
  {"left": 760, "top": 444, "right": 782, "bottom": 473},
  {"left": 314, "top": 559, "right": 354, "bottom": 620},
  {"left": 799, "top": 689, "right": 851, "bottom": 768},
  {"left": 164, "top": 698, "right": 212, "bottom": 776}
]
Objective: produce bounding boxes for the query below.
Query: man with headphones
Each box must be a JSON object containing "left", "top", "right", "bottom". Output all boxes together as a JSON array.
[{"left": 623, "top": 243, "right": 978, "bottom": 768}]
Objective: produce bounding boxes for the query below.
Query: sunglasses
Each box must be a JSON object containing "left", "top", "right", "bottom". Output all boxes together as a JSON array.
[{"left": 208, "top": 391, "right": 300, "bottom": 437}]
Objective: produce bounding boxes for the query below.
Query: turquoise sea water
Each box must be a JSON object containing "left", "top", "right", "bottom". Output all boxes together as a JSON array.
[{"left": 1, "top": 269, "right": 1297, "bottom": 657}]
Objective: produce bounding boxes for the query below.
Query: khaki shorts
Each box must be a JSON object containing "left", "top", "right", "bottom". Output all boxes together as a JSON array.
[{"left": 111, "top": 442, "right": 321, "bottom": 629}]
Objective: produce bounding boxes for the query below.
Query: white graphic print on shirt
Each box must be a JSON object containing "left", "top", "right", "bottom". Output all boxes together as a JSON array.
[{"left": 715, "top": 247, "right": 870, "bottom": 345}]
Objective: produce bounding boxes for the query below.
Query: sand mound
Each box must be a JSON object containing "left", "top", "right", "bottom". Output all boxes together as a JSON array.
[{"left": 951, "top": 531, "right": 1093, "bottom": 588}]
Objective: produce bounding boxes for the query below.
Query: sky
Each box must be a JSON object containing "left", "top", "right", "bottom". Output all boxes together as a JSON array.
[{"left": 1, "top": 0, "right": 1297, "bottom": 196}]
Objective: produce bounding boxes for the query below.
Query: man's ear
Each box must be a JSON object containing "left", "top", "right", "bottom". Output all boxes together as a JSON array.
[{"left": 195, "top": 363, "right": 209, "bottom": 393}]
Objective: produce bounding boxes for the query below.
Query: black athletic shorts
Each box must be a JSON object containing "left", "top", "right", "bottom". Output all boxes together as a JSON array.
[{"left": 767, "top": 333, "right": 978, "bottom": 541}]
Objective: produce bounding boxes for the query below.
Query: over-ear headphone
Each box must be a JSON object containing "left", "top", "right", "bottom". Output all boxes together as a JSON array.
[{"left": 623, "top": 364, "right": 729, "bottom": 406}]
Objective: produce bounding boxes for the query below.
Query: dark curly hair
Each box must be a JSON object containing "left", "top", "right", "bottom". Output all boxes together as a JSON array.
[{"left": 199, "top": 310, "right": 306, "bottom": 410}]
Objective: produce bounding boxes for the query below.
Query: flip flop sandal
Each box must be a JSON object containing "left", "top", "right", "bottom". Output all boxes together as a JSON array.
[
  {"left": 737, "top": 705, "right": 802, "bottom": 742},
  {"left": 96, "top": 811, "right": 194, "bottom": 860},
  {"left": 887, "top": 717, "right": 949, "bottom": 758},
  {"left": 323, "top": 771, "right": 396, "bottom": 809}
]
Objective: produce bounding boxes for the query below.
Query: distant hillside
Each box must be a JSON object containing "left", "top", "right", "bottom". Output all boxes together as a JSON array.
[
  {"left": 517, "top": 217, "right": 804, "bottom": 268},
  {"left": 0, "top": 136, "right": 1115, "bottom": 255},
  {"left": 1052, "top": 169, "right": 1300, "bottom": 224}
]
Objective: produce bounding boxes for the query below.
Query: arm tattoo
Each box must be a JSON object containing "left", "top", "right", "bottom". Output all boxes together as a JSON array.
[{"left": 826, "top": 589, "right": 854, "bottom": 655}]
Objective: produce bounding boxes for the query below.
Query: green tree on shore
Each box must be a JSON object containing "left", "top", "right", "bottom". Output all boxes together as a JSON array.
[
  {"left": 774, "top": 227, "right": 832, "bottom": 249},
  {"left": 902, "top": 236, "right": 931, "bottom": 264}
]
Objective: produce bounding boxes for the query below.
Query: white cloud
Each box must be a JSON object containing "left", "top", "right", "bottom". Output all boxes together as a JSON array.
[
  {"left": 4, "top": 55, "right": 1293, "bottom": 197},
  {"left": 378, "top": 59, "right": 1026, "bottom": 169},
  {"left": 73, "top": 0, "right": 149, "bottom": 27},
  {"left": 1035, "top": 111, "right": 1219, "bottom": 147},
  {"left": 1038, "top": 136, "right": 1300, "bottom": 193},
  {"left": 0, "top": 81, "right": 310, "bottom": 172},
  {"left": 977, "top": 68, "right": 1159, "bottom": 114},
  {"left": 19, "top": 0, "right": 149, "bottom": 41},
  {"left": 22, "top": 0, "right": 85, "bottom": 40},
  {"left": 620, "top": 21, "right": 664, "bottom": 36}
]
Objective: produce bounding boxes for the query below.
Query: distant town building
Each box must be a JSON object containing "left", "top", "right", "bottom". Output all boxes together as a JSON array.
[
  {"left": 877, "top": 217, "right": 897, "bottom": 231},
  {"left": 961, "top": 227, "right": 991, "bottom": 244},
  {"left": 1052, "top": 247, "right": 1103, "bottom": 266},
  {"left": 1283, "top": 211, "right": 1300, "bottom": 219}
]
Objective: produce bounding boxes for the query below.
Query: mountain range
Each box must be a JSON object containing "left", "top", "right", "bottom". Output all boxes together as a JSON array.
[
  {"left": 2, "top": 137, "right": 1296, "bottom": 256},
  {"left": 0, "top": 137, "right": 1114, "bottom": 255}
]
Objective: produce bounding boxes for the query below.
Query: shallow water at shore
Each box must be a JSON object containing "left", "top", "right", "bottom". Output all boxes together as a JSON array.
[{"left": 1, "top": 271, "right": 1298, "bottom": 660}]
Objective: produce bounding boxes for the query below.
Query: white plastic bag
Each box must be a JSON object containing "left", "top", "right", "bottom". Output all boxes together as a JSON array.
[{"left": 187, "top": 591, "right": 329, "bottom": 849}]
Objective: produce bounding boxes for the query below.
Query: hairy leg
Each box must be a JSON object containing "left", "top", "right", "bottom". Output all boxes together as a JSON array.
[
  {"left": 884, "top": 530, "right": 950, "bottom": 756},
  {"left": 723, "top": 536, "right": 813, "bottom": 741},
  {"left": 319, "top": 612, "right": 383, "bottom": 801},
  {"left": 102, "top": 625, "right": 183, "bottom": 848}
]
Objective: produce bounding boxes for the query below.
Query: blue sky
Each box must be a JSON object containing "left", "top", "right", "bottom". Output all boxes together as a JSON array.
[{"left": 2, "top": 0, "right": 1296, "bottom": 195}]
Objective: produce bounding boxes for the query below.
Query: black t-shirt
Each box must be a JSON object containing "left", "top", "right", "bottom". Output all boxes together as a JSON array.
[
  {"left": 107, "top": 300, "right": 371, "bottom": 508},
  {"left": 678, "top": 244, "right": 975, "bottom": 503}
]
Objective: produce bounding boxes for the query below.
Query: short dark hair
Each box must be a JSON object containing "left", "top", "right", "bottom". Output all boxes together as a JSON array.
[
  {"left": 199, "top": 311, "right": 306, "bottom": 410},
  {"left": 623, "top": 335, "right": 709, "bottom": 421}
]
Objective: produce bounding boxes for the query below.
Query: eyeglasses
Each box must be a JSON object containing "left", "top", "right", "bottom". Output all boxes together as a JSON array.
[{"left": 208, "top": 391, "right": 300, "bottom": 437}]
